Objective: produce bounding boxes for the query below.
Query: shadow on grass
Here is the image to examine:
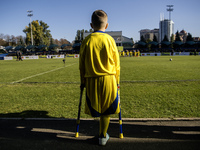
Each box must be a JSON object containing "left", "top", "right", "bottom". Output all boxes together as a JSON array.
[
  {"left": 0, "top": 111, "right": 200, "bottom": 150},
  {"left": 0, "top": 110, "right": 52, "bottom": 118}
]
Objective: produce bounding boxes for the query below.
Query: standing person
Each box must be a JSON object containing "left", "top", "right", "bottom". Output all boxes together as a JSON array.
[
  {"left": 63, "top": 58, "right": 66, "bottom": 64},
  {"left": 122, "top": 50, "right": 125, "bottom": 56},
  {"left": 16, "top": 51, "right": 23, "bottom": 61},
  {"left": 133, "top": 50, "right": 136, "bottom": 57},
  {"left": 130, "top": 50, "right": 133, "bottom": 57},
  {"left": 79, "top": 10, "right": 120, "bottom": 146},
  {"left": 16, "top": 51, "right": 19, "bottom": 61},
  {"left": 19, "top": 51, "right": 23, "bottom": 61},
  {"left": 194, "top": 49, "right": 197, "bottom": 56}
]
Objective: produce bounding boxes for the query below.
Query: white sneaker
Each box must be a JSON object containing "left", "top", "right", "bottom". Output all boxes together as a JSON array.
[{"left": 99, "top": 133, "right": 109, "bottom": 146}]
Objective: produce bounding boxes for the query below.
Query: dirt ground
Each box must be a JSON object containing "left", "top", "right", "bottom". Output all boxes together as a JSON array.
[{"left": 0, "top": 118, "right": 200, "bottom": 150}]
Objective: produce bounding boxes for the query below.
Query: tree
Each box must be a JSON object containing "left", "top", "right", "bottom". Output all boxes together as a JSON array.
[
  {"left": 171, "top": 34, "right": 175, "bottom": 43},
  {"left": 153, "top": 34, "right": 158, "bottom": 42},
  {"left": 80, "top": 29, "right": 84, "bottom": 41},
  {"left": 161, "top": 35, "right": 171, "bottom": 49},
  {"left": 50, "top": 38, "right": 54, "bottom": 45},
  {"left": 11, "top": 35, "right": 16, "bottom": 45},
  {"left": 59, "top": 38, "right": 70, "bottom": 45},
  {"left": 39, "top": 21, "right": 52, "bottom": 45},
  {"left": 75, "top": 29, "right": 85, "bottom": 41},
  {"left": 163, "top": 35, "right": 169, "bottom": 42},
  {"left": 23, "top": 20, "right": 52, "bottom": 46},
  {"left": 185, "top": 33, "right": 195, "bottom": 48},
  {"left": 75, "top": 29, "right": 93, "bottom": 41},
  {"left": 130, "top": 38, "right": 134, "bottom": 44},
  {"left": 17, "top": 36, "right": 25, "bottom": 46},
  {"left": 75, "top": 30, "right": 81, "bottom": 41},
  {"left": 175, "top": 31, "right": 181, "bottom": 41},
  {"left": 186, "top": 33, "right": 193, "bottom": 41},
  {"left": 0, "top": 34, "right": 8, "bottom": 46},
  {"left": 51, "top": 38, "right": 71, "bottom": 47},
  {"left": 140, "top": 35, "right": 146, "bottom": 43},
  {"left": 53, "top": 39, "right": 59, "bottom": 45},
  {"left": 0, "top": 39, "right": 7, "bottom": 46},
  {"left": 146, "top": 39, "right": 152, "bottom": 50},
  {"left": 0, "top": 34, "right": 24, "bottom": 47},
  {"left": 89, "top": 29, "right": 93, "bottom": 32}
]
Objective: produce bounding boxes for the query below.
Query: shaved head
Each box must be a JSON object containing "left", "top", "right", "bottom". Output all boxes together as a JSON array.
[{"left": 91, "top": 10, "right": 108, "bottom": 29}]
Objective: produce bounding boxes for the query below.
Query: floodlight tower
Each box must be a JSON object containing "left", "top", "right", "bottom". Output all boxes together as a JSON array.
[
  {"left": 27, "top": 10, "right": 33, "bottom": 45},
  {"left": 167, "top": 5, "right": 173, "bottom": 20}
]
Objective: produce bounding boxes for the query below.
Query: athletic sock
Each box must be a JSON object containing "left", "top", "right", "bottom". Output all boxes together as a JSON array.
[{"left": 99, "top": 115, "right": 110, "bottom": 137}]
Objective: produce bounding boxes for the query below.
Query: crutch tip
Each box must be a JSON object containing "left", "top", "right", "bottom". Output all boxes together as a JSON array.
[
  {"left": 75, "top": 132, "right": 79, "bottom": 138},
  {"left": 119, "top": 133, "right": 124, "bottom": 139}
]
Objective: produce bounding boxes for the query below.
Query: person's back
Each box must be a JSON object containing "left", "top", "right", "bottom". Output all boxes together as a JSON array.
[
  {"left": 81, "top": 31, "right": 119, "bottom": 78},
  {"left": 79, "top": 10, "right": 120, "bottom": 146}
]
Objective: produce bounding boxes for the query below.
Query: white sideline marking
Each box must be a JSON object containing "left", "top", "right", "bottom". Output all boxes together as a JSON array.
[{"left": 12, "top": 63, "right": 76, "bottom": 83}]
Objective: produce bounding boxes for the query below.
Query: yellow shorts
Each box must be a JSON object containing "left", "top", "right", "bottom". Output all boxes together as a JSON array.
[{"left": 85, "top": 75, "right": 120, "bottom": 117}]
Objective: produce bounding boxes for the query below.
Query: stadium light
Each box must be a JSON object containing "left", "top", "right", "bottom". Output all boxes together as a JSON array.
[
  {"left": 166, "top": 5, "right": 174, "bottom": 20},
  {"left": 27, "top": 10, "right": 33, "bottom": 45}
]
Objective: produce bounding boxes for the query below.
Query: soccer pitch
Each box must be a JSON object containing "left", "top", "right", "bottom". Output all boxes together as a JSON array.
[{"left": 0, "top": 56, "right": 199, "bottom": 118}]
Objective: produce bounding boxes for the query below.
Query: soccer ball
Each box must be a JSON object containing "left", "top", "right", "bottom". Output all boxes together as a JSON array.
[{"left": 169, "top": 58, "right": 172, "bottom": 61}]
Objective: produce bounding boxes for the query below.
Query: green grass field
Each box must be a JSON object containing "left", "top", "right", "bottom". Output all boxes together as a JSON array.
[{"left": 0, "top": 56, "right": 199, "bottom": 118}]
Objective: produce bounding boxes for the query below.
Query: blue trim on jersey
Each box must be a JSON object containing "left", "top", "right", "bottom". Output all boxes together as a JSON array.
[
  {"left": 102, "top": 91, "right": 119, "bottom": 115},
  {"left": 86, "top": 93, "right": 101, "bottom": 117},
  {"left": 93, "top": 30, "right": 105, "bottom": 33},
  {"left": 86, "top": 90, "right": 118, "bottom": 117}
]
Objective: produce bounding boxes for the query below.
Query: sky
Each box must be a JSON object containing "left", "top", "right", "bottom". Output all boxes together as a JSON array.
[{"left": 1, "top": 0, "right": 200, "bottom": 43}]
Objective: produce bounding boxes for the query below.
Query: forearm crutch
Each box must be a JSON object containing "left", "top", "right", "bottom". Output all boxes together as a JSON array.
[
  {"left": 75, "top": 86, "right": 84, "bottom": 138},
  {"left": 118, "top": 84, "right": 123, "bottom": 138}
]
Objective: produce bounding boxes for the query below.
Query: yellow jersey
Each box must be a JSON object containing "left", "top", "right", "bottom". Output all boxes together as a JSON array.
[{"left": 79, "top": 31, "right": 120, "bottom": 84}]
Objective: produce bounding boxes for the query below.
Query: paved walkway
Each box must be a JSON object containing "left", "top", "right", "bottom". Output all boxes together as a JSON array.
[{"left": 0, "top": 118, "right": 200, "bottom": 150}]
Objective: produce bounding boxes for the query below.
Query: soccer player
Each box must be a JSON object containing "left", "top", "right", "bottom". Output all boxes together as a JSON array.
[
  {"left": 122, "top": 50, "right": 125, "bottom": 56},
  {"left": 63, "top": 58, "right": 66, "bottom": 64},
  {"left": 126, "top": 50, "right": 129, "bottom": 57},
  {"left": 130, "top": 50, "right": 133, "bottom": 57},
  {"left": 79, "top": 10, "right": 120, "bottom": 146}
]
